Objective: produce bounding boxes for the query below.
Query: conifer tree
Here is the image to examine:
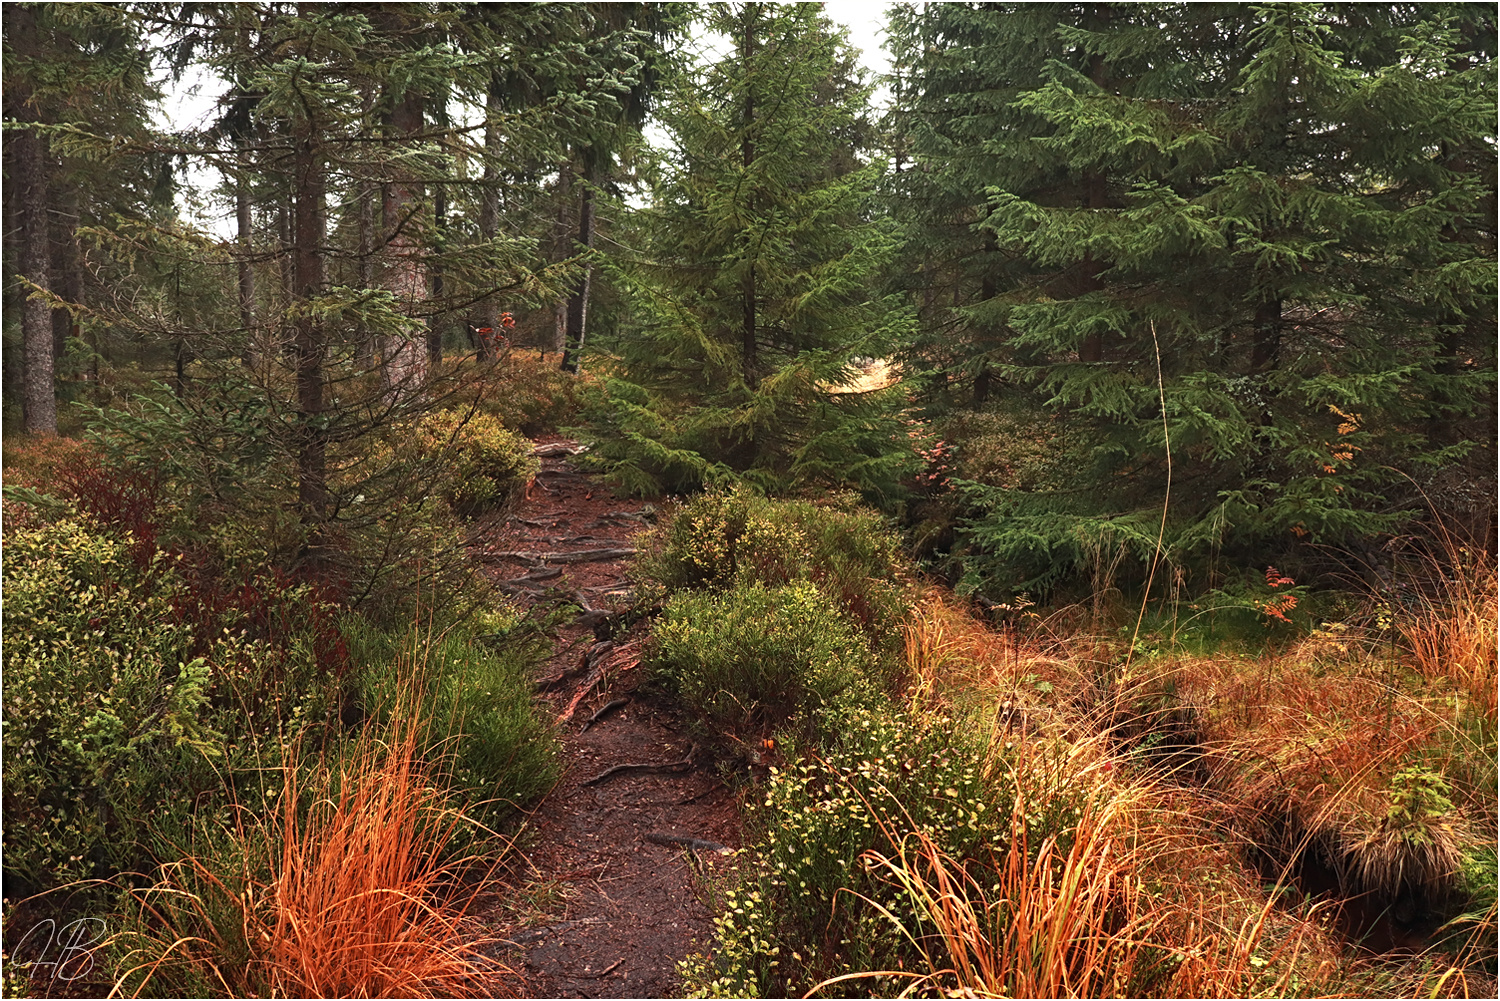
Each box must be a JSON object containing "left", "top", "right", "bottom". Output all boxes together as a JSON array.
[
  {"left": 891, "top": 2, "right": 1496, "bottom": 589},
  {"left": 591, "top": 1, "right": 914, "bottom": 500}
]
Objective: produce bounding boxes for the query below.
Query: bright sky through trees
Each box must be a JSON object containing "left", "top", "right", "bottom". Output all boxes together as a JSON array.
[{"left": 153, "top": 3, "right": 892, "bottom": 237}]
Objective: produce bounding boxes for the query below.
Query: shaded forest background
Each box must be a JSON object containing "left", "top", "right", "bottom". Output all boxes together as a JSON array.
[{"left": 2, "top": 2, "right": 1495, "bottom": 998}]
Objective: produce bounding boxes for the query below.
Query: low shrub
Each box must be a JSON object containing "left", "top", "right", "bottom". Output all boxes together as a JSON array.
[
  {"left": 347, "top": 618, "right": 561, "bottom": 826},
  {"left": 0, "top": 516, "right": 338, "bottom": 896},
  {"left": 418, "top": 410, "right": 538, "bottom": 516},
  {"left": 634, "top": 488, "right": 911, "bottom": 651},
  {"left": 681, "top": 706, "right": 1094, "bottom": 998},
  {"left": 649, "top": 580, "right": 882, "bottom": 738},
  {"left": 452, "top": 350, "right": 602, "bottom": 437}
]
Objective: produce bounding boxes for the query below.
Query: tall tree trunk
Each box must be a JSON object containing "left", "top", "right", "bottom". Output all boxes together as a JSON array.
[
  {"left": 380, "top": 86, "right": 427, "bottom": 400},
  {"left": 427, "top": 182, "right": 445, "bottom": 367},
  {"left": 355, "top": 180, "right": 376, "bottom": 368},
  {"left": 560, "top": 155, "right": 596, "bottom": 374},
  {"left": 975, "top": 240, "right": 998, "bottom": 406},
  {"left": 472, "top": 88, "right": 501, "bottom": 360},
  {"left": 293, "top": 120, "right": 327, "bottom": 523},
  {"left": 237, "top": 171, "right": 258, "bottom": 369},
  {"left": 2, "top": 138, "right": 22, "bottom": 411},
  {"left": 739, "top": 8, "right": 758, "bottom": 389},
  {"left": 1251, "top": 296, "right": 1282, "bottom": 373},
  {"left": 11, "top": 5, "right": 56, "bottom": 434},
  {"left": 17, "top": 126, "right": 56, "bottom": 435}
]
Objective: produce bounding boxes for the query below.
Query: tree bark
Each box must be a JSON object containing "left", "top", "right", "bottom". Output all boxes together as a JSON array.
[
  {"left": 237, "top": 171, "right": 258, "bottom": 369},
  {"left": 380, "top": 86, "right": 427, "bottom": 400},
  {"left": 11, "top": 4, "right": 56, "bottom": 434},
  {"left": 1251, "top": 296, "right": 1282, "bottom": 373},
  {"left": 472, "top": 87, "right": 501, "bottom": 360},
  {"left": 560, "top": 155, "right": 596, "bottom": 373},
  {"left": 293, "top": 116, "right": 327, "bottom": 522},
  {"left": 427, "top": 181, "right": 446, "bottom": 367},
  {"left": 739, "top": 8, "right": 759, "bottom": 389},
  {"left": 17, "top": 125, "right": 57, "bottom": 435}
]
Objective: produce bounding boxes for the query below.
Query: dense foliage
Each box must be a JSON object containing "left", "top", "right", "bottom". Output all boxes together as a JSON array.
[
  {"left": 887, "top": 2, "right": 1496, "bottom": 594},
  {"left": 585, "top": 2, "right": 918, "bottom": 501},
  {"left": 2, "top": 3, "right": 1495, "bottom": 998}
]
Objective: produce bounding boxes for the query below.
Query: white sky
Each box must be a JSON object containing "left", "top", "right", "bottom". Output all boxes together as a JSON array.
[{"left": 155, "top": 3, "right": 895, "bottom": 236}]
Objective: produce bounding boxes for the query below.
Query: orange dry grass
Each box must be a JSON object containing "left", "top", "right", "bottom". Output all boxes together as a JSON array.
[
  {"left": 903, "top": 590, "right": 1061, "bottom": 697},
  {"left": 117, "top": 693, "right": 504, "bottom": 998},
  {"left": 817, "top": 745, "right": 1317, "bottom": 999},
  {"left": 264, "top": 715, "right": 490, "bottom": 997},
  {"left": 1398, "top": 552, "right": 1498, "bottom": 718},
  {"left": 1183, "top": 660, "right": 1466, "bottom": 896}
]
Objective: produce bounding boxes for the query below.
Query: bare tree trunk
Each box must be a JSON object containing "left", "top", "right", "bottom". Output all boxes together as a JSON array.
[
  {"left": 739, "top": 9, "right": 758, "bottom": 389},
  {"left": 1251, "top": 296, "right": 1282, "bottom": 373},
  {"left": 560, "top": 156, "right": 596, "bottom": 373},
  {"left": 237, "top": 171, "right": 258, "bottom": 369},
  {"left": 17, "top": 126, "right": 56, "bottom": 435},
  {"left": 472, "top": 88, "right": 501, "bottom": 360},
  {"left": 380, "top": 86, "right": 427, "bottom": 401},
  {"left": 355, "top": 180, "right": 376, "bottom": 368},
  {"left": 11, "top": 5, "right": 56, "bottom": 434},
  {"left": 553, "top": 301, "right": 567, "bottom": 359},
  {"left": 427, "top": 182, "right": 445, "bottom": 368},
  {"left": 293, "top": 112, "right": 327, "bottom": 523}
]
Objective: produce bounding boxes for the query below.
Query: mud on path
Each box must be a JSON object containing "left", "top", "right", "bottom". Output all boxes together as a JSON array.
[{"left": 469, "top": 437, "right": 739, "bottom": 999}]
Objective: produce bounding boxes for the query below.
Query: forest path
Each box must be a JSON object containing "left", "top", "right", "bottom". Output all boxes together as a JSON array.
[{"left": 471, "top": 437, "right": 739, "bottom": 999}]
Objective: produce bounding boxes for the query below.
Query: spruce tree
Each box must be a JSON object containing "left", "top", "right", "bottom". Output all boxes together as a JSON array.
[
  {"left": 891, "top": 3, "right": 1496, "bottom": 591},
  {"left": 590, "top": 1, "right": 914, "bottom": 500}
]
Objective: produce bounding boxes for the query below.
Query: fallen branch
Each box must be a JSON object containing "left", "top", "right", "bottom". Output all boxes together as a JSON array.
[
  {"left": 678, "top": 780, "right": 727, "bottom": 806},
  {"left": 576, "top": 958, "right": 624, "bottom": 980},
  {"left": 645, "top": 831, "right": 731, "bottom": 854},
  {"left": 581, "top": 745, "right": 697, "bottom": 787},
  {"left": 555, "top": 665, "right": 605, "bottom": 724},
  {"left": 532, "top": 441, "right": 589, "bottom": 457},
  {"left": 501, "top": 567, "right": 563, "bottom": 587},
  {"left": 580, "top": 697, "right": 628, "bottom": 733}
]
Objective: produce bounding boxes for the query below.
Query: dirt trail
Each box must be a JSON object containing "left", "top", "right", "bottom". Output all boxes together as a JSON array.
[{"left": 473, "top": 438, "right": 738, "bottom": 999}]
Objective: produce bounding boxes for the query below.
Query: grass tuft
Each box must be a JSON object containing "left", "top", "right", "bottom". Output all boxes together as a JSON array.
[{"left": 113, "top": 686, "right": 507, "bottom": 998}]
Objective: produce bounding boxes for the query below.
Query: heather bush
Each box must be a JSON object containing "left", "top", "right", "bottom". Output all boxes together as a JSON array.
[
  {"left": 459, "top": 350, "right": 604, "bottom": 436},
  {"left": 649, "top": 580, "right": 882, "bottom": 738},
  {"left": 417, "top": 409, "right": 538, "bottom": 516},
  {"left": 635, "top": 488, "right": 911, "bottom": 651},
  {"left": 0, "top": 517, "right": 335, "bottom": 894},
  {"left": 680, "top": 706, "right": 1090, "bottom": 998},
  {"left": 346, "top": 617, "right": 561, "bottom": 826}
]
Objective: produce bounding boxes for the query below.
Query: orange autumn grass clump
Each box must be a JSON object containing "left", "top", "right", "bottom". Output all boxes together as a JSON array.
[
  {"left": 813, "top": 737, "right": 1319, "bottom": 999},
  {"left": 1396, "top": 541, "right": 1498, "bottom": 718},
  {"left": 115, "top": 688, "right": 506, "bottom": 998}
]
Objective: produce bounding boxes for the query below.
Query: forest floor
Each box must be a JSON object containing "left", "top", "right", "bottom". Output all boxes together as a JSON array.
[{"left": 469, "top": 436, "right": 740, "bottom": 999}]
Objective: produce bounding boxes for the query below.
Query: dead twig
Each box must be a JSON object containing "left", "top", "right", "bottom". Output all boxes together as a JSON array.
[
  {"left": 576, "top": 958, "right": 624, "bottom": 979},
  {"left": 644, "top": 831, "right": 731, "bottom": 854},
  {"left": 678, "top": 780, "right": 727, "bottom": 806},
  {"left": 580, "top": 698, "right": 628, "bottom": 733},
  {"left": 581, "top": 745, "right": 698, "bottom": 787}
]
